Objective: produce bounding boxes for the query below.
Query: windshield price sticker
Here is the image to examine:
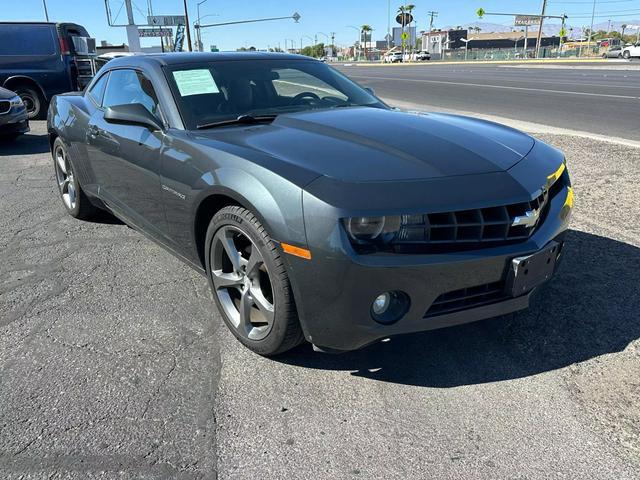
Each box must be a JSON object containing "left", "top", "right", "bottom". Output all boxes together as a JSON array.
[{"left": 173, "top": 69, "right": 220, "bottom": 96}]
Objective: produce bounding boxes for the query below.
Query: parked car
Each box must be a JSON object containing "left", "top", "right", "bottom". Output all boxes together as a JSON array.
[
  {"left": 602, "top": 45, "right": 623, "bottom": 58},
  {"left": 0, "top": 22, "right": 96, "bottom": 119},
  {"left": 413, "top": 50, "right": 431, "bottom": 61},
  {"left": 622, "top": 42, "right": 640, "bottom": 59},
  {"left": 383, "top": 51, "right": 403, "bottom": 63},
  {"left": 48, "top": 53, "right": 573, "bottom": 355},
  {"left": 0, "top": 86, "right": 28, "bottom": 140}
]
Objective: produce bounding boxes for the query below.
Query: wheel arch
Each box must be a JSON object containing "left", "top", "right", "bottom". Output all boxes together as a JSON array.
[
  {"left": 3, "top": 75, "right": 47, "bottom": 101},
  {"left": 192, "top": 186, "right": 286, "bottom": 271}
]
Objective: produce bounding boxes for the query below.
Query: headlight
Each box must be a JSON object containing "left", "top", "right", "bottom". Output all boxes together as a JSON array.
[
  {"left": 343, "top": 216, "right": 401, "bottom": 243},
  {"left": 9, "top": 96, "right": 23, "bottom": 107}
]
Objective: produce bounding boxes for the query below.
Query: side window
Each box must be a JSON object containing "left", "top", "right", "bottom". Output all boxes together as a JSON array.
[
  {"left": 102, "top": 69, "right": 160, "bottom": 116},
  {"left": 0, "top": 24, "right": 56, "bottom": 56},
  {"left": 87, "top": 72, "right": 109, "bottom": 106}
]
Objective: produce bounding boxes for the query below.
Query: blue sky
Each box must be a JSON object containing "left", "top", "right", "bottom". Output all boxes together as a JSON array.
[{"left": 8, "top": 0, "right": 640, "bottom": 50}]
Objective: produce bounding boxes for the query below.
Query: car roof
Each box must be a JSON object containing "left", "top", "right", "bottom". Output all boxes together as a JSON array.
[{"left": 104, "top": 52, "right": 316, "bottom": 69}]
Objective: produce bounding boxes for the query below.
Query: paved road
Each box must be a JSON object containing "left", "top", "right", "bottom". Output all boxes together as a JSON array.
[
  {"left": 337, "top": 63, "right": 640, "bottom": 141},
  {"left": 1, "top": 122, "right": 639, "bottom": 479}
]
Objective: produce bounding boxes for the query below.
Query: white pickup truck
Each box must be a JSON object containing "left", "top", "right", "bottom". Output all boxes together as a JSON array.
[{"left": 622, "top": 42, "right": 640, "bottom": 59}]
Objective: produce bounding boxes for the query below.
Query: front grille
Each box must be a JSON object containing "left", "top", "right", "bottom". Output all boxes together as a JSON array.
[
  {"left": 425, "top": 281, "right": 508, "bottom": 317},
  {"left": 391, "top": 191, "right": 549, "bottom": 253},
  {"left": 0, "top": 100, "right": 11, "bottom": 115}
]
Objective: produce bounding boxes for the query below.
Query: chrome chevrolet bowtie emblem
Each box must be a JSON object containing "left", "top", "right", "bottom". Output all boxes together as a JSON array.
[{"left": 511, "top": 208, "right": 541, "bottom": 228}]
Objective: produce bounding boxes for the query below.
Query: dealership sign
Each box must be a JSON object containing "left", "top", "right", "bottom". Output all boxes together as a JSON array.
[
  {"left": 148, "top": 15, "right": 186, "bottom": 26},
  {"left": 138, "top": 28, "right": 173, "bottom": 37},
  {"left": 514, "top": 15, "right": 541, "bottom": 26}
]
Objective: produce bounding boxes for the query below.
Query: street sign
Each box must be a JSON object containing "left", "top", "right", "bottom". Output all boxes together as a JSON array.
[
  {"left": 515, "top": 15, "right": 541, "bottom": 27},
  {"left": 401, "top": 31, "right": 409, "bottom": 41},
  {"left": 476, "top": 8, "right": 485, "bottom": 19},
  {"left": 138, "top": 28, "right": 173, "bottom": 38},
  {"left": 292, "top": 12, "right": 301, "bottom": 23},
  {"left": 148, "top": 15, "right": 186, "bottom": 27}
]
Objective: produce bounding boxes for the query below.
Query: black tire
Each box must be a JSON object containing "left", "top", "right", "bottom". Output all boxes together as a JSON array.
[
  {"left": 623, "top": 50, "right": 631, "bottom": 59},
  {"left": 602, "top": 53, "right": 607, "bottom": 59},
  {"left": 52, "top": 137, "right": 98, "bottom": 220},
  {"left": 14, "top": 85, "right": 44, "bottom": 120},
  {"left": 205, "top": 206, "right": 305, "bottom": 356}
]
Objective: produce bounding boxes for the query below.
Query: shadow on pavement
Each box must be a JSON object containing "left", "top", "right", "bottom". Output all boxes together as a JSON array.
[
  {"left": 278, "top": 230, "right": 640, "bottom": 387},
  {"left": 0, "top": 132, "right": 50, "bottom": 156}
]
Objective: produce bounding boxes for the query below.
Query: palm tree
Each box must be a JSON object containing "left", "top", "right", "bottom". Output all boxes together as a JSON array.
[
  {"left": 361, "top": 24, "right": 372, "bottom": 60},
  {"left": 621, "top": 24, "right": 627, "bottom": 43}
]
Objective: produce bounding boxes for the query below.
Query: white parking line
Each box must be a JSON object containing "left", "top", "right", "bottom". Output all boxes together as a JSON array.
[{"left": 349, "top": 76, "right": 640, "bottom": 100}]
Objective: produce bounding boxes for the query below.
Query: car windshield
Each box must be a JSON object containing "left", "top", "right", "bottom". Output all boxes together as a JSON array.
[{"left": 166, "top": 58, "right": 386, "bottom": 129}]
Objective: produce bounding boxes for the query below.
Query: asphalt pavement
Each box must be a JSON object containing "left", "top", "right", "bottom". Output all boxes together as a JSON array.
[
  {"left": 337, "top": 62, "right": 640, "bottom": 141},
  {"left": 1, "top": 119, "right": 639, "bottom": 479}
]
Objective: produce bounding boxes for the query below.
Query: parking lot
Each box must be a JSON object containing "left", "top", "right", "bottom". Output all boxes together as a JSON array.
[{"left": 1, "top": 119, "right": 639, "bottom": 479}]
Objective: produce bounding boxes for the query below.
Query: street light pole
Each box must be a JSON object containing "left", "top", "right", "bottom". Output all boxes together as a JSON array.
[
  {"left": 197, "top": 0, "right": 209, "bottom": 52},
  {"left": 42, "top": 0, "right": 50, "bottom": 21},
  {"left": 347, "top": 25, "right": 360, "bottom": 61}
]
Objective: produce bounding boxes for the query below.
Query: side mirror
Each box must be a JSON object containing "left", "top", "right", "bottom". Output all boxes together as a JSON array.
[
  {"left": 364, "top": 87, "right": 376, "bottom": 96},
  {"left": 104, "top": 103, "right": 163, "bottom": 131}
]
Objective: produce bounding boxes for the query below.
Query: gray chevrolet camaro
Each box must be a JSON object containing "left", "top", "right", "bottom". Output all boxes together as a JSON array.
[{"left": 47, "top": 52, "right": 573, "bottom": 355}]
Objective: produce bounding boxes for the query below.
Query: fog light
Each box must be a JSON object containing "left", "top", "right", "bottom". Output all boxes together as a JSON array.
[
  {"left": 371, "top": 291, "right": 410, "bottom": 325},
  {"left": 373, "top": 293, "right": 391, "bottom": 315}
]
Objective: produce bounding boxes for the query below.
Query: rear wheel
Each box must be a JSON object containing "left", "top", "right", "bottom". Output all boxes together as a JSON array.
[
  {"left": 14, "top": 85, "right": 44, "bottom": 119},
  {"left": 53, "top": 137, "right": 97, "bottom": 219},
  {"left": 205, "top": 206, "right": 304, "bottom": 355}
]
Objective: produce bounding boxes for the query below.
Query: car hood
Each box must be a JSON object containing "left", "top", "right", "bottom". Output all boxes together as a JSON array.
[
  {"left": 192, "top": 107, "right": 535, "bottom": 182},
  {"left": 0, "top": 86, "right": 17, "bottom": 100}
]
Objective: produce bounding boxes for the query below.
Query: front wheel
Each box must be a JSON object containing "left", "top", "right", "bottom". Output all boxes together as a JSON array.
[
  {"left": 205, "top": 206, "right": 305, "bottom": 356},
  {"left": 623, "top": 50, "right": 631, "bottom": 59}
]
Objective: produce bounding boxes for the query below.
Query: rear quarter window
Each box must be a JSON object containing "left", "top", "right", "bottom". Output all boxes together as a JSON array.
[{"left": 0, "top": 24, "right": 56, "bottom": 56}]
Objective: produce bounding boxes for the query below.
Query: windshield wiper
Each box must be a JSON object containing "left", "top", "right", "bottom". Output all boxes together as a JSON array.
[{"left": 196, "top": 114, "right": 277, "bottom": 130}]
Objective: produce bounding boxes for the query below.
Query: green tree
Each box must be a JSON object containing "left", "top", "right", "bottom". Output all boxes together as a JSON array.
[{"left": 361, "top": 24, "right": 372, "bottom": 59}]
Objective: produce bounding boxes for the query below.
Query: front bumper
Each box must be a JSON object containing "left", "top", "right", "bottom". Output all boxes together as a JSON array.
[
  {"left": 285, "top": 177, "right": 571, "bottom": 352},
  {"left": 0, "top": 107, "right": 29, "bottom": 136}
]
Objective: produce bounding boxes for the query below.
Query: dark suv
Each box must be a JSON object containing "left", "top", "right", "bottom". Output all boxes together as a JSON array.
[{"left": 0, "top": 22, "right": 96, "bottom": 119}]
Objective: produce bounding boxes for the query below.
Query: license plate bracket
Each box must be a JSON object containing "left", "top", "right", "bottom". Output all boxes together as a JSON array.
[{"left": 505, "top": 241, "right": 560, "bottom": 297}]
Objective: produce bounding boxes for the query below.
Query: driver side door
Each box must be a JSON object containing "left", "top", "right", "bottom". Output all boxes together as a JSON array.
[{"left": 86, "top": 68, "right": 167, "bottom": 235}]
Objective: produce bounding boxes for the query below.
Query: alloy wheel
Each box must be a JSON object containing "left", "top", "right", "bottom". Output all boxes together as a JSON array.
[
  {"left": 211, "top": 225, "right": 275, "bottom": 341},
  {"left": 54, "top": 144, "right": 77, "bottom": 210}
]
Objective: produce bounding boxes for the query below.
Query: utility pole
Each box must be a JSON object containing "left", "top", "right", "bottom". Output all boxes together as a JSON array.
[
  {"left": 587, "top": 0, "right": 597, "bottom": 57},
  {"left": 42, "top": 0, "right": 49, "bottom": 21},
  {"left": 183, "top": 0, "right": 193, "bottom": 51},
  {"left": 535, "top": 0, "right": 547, "bottom": 58},
  {"left": 427, "top": 11, "right": 438, "bottom": 55}
]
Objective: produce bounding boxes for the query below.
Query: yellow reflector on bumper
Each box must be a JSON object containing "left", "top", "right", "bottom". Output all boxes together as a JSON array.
[{"left": 560, "top": 186, "right": 574, "bottom": 221}]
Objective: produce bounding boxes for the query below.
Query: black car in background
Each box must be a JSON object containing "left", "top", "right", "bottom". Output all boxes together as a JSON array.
[
  {"left": 0, "top": 22, "right": 96, "bottom": 119},
  {"left": 0, "top": 86, "right": 28, "bottom": 139}
]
